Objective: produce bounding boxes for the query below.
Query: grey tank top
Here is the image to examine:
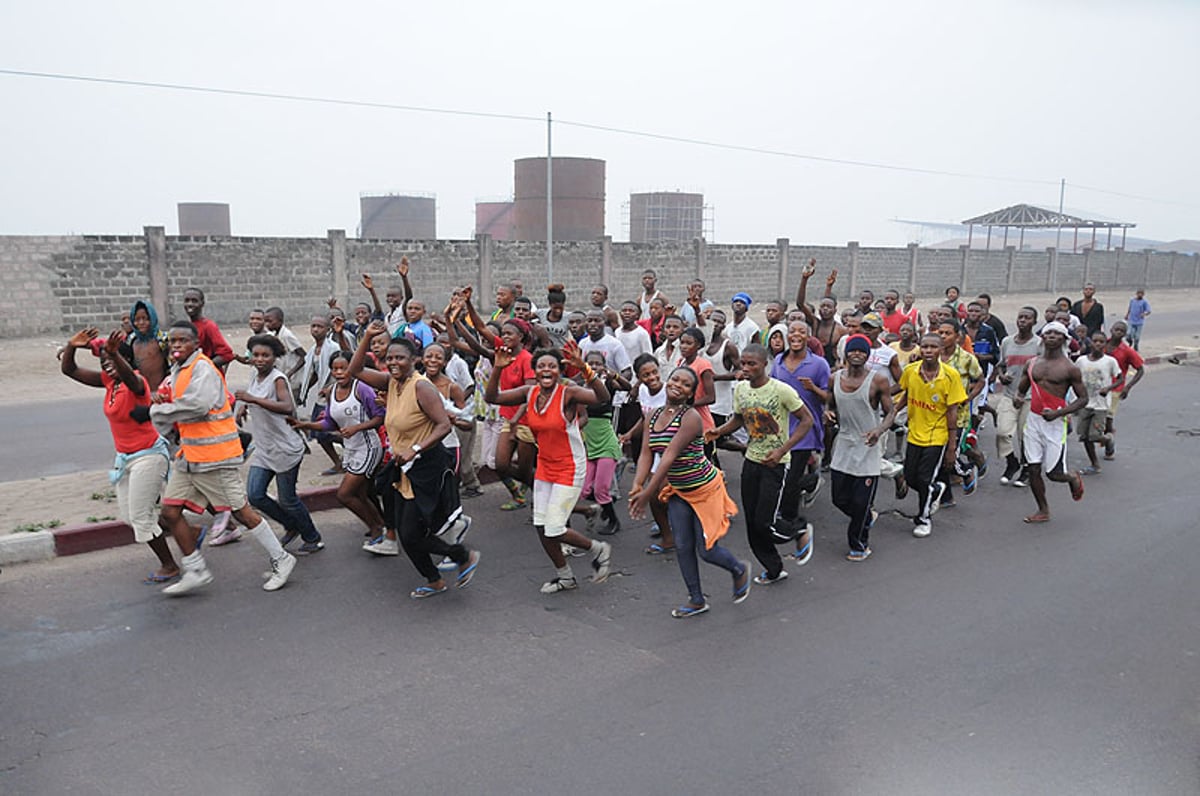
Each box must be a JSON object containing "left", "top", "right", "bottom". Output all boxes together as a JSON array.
[{"left": 831, "top": 371, "right": 880, "bottom": 477}]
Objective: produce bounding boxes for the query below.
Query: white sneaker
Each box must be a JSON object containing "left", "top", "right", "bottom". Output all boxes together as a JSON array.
[
  {"left": 928, "top": 482, "right": 947, "bottom": 515},
  {"left": 801, "top": 474, "right": 824, "bottom": 509},
  {"left": 364, "top": 536, "right": 399, "bottom": 556},
  {"left": 263, "top": 552, "right": 296, "bottom": 591},
  {"left": 163, "top": 566, "right": 213, "bottom": 596},
  {"left": 562, "top": 543, "right": 587, "bottom": 558},
  {"left": 452, "top": 515, "right": 473, "bottom": 545},
  {"left": 590, "top": 540, "right": 613, "bottom": 583},
  {"left": 436, "top": 556, "right": 457, "bottom": 572},
  {"left": 913, "top": 523, "right": 932, "bottom": 538},
  {"left": 209, "top": 526, "right": 242, "bottom": 547}
]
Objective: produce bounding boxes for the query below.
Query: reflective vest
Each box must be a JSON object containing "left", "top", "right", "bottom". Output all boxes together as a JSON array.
[{"left": 172, "top": 353, "right": 242, "bottom": 463}]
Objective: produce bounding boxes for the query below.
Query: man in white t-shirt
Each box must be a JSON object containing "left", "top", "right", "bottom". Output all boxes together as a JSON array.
[
  {"left": 615, "top": 301, "right": 653, "bottom": 365},
  {"left": 579, "top": 309, "right": 632, "bottom": 377},
  {"left": 1075, "top": 329, "right": 1122, "bottom": 474},
  {"left": 727, "top": 292, "right": 762, "bottom": 353}
]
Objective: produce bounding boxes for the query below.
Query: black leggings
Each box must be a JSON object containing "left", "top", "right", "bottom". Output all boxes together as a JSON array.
[
  {"left": 831, "top": 471, "right": 878, "bottom": 553},
  {"left": 395, "top": 497, "right": 468, "bottom": 582},
  {"left": 903, "top": 442, "right": 945, "bottom": 525}
]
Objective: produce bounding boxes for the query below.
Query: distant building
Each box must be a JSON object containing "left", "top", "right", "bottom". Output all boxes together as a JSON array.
[
  {"left": 475, "top": 200, "right": 516, "bottom": 241},
  {"left": 629, "top": 192, "right": 705, "bottom": 243},
  {"left": 359, "top": 193, "right": 436, "bottom": 239},
  {"left": 177, "top": 203, "right": 231, "bottom": 236},
  {"left": 513, "top": 157, "right": 605, "bottom": 241}
]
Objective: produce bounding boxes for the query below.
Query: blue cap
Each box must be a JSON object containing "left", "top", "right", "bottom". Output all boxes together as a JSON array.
[{"left": 732, "top": 292, "right": 752, "bottom": 306}]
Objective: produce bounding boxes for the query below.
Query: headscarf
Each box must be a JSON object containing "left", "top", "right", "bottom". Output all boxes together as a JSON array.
[
  {"left": 766, "top": 322, "right": 789, "bottom": 348},
  {"left": 129, "top": 300, "right": 167, "bottom": 348}
]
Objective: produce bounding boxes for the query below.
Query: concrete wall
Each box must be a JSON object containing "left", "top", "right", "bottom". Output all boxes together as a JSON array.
[{"left": 0, "top": 227, "right": 1195, "bottom": 337}]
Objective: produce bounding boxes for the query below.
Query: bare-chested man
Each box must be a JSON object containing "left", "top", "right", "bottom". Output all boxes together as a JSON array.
[{"left": 1015, "top": 322, "right": 1086, "bottom": 523}]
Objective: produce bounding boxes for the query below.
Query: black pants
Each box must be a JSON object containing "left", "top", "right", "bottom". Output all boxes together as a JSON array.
[
  {"left": 903, "top": 442, "right": 945, "bottom": 526},
  {"left": 742, "top": 459, "right": 788, "bottom": 579},
  {"left": 831, "top": 471, "right": 878, "bottom": 553},
  {"left": 395, "top": 496, "right": 468, "bottom": 582},
  {"left": 777, "top": 449, "right": 817, "bottom": 526}
]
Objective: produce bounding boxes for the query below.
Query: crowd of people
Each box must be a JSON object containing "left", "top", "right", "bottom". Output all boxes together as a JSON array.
[{"left": 61, "top": 260, "right": 1150, "bottom": 616}]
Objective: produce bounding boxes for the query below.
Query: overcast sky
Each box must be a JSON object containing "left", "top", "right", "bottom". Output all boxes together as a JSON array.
[{"left": 2, "top": 0, "right": 1196, "bottom": 246}]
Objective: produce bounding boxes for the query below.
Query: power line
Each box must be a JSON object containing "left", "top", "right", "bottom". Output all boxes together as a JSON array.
[{"left": 1, "top": 67, "right": 1194, "bottom": 208}]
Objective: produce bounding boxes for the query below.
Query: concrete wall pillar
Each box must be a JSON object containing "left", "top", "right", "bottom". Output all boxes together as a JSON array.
[
  {"left": 1168, "top": 252, "right": 1178, "bottom": 287},
  {"left": 847, "top": 241, "right": 859, "bottom": 298},
  {"left": 144, "top": 226, "right": 169, "bottom": 321},
  {"left": 1115, "top": 246, "right": 1125, "bottom": 286},
  {"left": 1193, "top": 254, "right": 1200, "bottom": 287},
  {"left": 477, "top": 234, "right": 493, "bottom": 304},
  {"left": 694, "top": 237, "right": 707, "bottom": 283},
  {"left": 600, "top": 235, "right": 612, "bottom": 289},
  {"left": 1004, "top": 245, "right": 1016, "bottom": 293},
  {"left": 1046, "top": 247, "right": 1057, "bottom": 292},
  {"left": 907, "top": 243, "right": 919, "bottom": 294},
  {"left": 1082, "top": 247, "right": 1092, "bottom": 286},
  {"left": 328, "top": 229, "right": 348, "bottom": 305},
  {"left": 1142, "top": 249, "right": 1151, "bottom": 287},
  {"left": 776, "top": 238, "right": 790, "bottom": 301},
  {"left": 958, "top": 244, "right": 970, "bottom": 294}
]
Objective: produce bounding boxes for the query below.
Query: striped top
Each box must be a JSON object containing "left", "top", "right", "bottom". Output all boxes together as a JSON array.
[{"left": 647, "top": 406, "right": 717, "bottom": 491}]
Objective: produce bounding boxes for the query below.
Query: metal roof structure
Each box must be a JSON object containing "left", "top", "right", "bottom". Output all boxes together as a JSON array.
[{"left": 961, "top": 203, "right": 1135, "bottom": 252}]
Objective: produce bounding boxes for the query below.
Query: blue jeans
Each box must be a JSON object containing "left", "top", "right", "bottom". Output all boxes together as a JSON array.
[
  {"left": 247, "top": 464, "right": 320, "bottom": 542},
  {"left": 667, "top": 494, "right": 743, "bottom": 605},
  {"left": 1126, "top": 323, "right": 1143, "bottom": 351}
]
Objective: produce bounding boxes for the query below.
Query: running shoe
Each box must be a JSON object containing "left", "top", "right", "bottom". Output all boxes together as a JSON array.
[
  {"left": 846, "top": 548, "right": 872, "bottom": 562},
  {"left": 162, "top": 565, "right": 213, "bottom": 596},
  {"left": 590, "top": 541, "right": 613, "bottom": 583},
  {"left": 540, "top": 577, "right": 578, "bottom": 594},
  {"left": 913, "top": 522, "right": 932, "bottom": 538},
  {"left": 297, "top": 540, "right": 325, "bottom": 555},
  {"left": 263, "top": 552, "right": 296, "bottom": 592},
  {"left": 364, "top": 536, "right": 399, "bottom": 556},
  {"left": 1011, "top": 468, "right": 1029, "bottom": 488},
  {"left": 800, "top": 473, "right": 823, "bottom": 509},
  {"left": 279, "top": 529, "right": 300, "bottom": 547},
  {"left": 209, "top": 526, "right": 242, "bottom": 547},
  {"left": 753, "top": 569, "right": 789, "bottom": 586}
]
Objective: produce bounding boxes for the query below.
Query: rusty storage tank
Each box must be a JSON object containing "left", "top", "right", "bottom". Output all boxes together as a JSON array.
[
  {"left": 177, "top": 203, "right": 231, "bottom": 236},
  {"left": 475, "top": 200, "right": 516, "bottom": 241},
  {"left": 629, "top": 191, "right": 704, "bottom": 243},
  {"left": 512, "top": 157, "right": 605, "bottom": 241},
  {"left": 359, "top": 193, "right": 436, "bottom": 239}
]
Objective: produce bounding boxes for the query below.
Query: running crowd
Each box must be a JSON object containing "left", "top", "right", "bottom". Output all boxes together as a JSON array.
[{"left": 61, "top": 259, "right": 1150, "bottom": 617}]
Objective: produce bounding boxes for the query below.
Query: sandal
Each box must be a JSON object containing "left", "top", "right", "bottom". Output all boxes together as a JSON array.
[
  {"left": 644, "top": 543, "right": 675, "bottom": 555},
  {"left": 410, "top": 584, "right": 448, "bottom": 599},
  {"left": 143, "top": 571, "right": 179, "bottom": 584},
  {"left": 732, "top": 562, "right": 752, "bottom": 604},
  {"left": 456, "top": 551, "right": 481, "bottom": 589},
  {"left": 499, "top": 498, "right": 527, "bottom": 511},
  {"left": 671, "top": 602, "right": 710, "bottom": 618}
]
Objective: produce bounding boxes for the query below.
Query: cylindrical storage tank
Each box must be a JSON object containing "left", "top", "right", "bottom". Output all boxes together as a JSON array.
[
  {"left": 177, "top": 203, "right": 231, "bottom": 236},
  {"left": 475, "top": 201, "right": 516, "bottom": 241},
  {"left": 629, "top": 192, "right": 704, "bottom": 243},
  {"left": 513, "top": 157, "right": 605, "bottom": 241},
  {"left": 359, "top": 194, "right": 436, "bottom": 239}
]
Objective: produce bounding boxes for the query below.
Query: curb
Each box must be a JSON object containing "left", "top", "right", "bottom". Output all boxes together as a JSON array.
[
  {"left": 1143, "top": 350, "right": 1194, "bottom": 366},
  {"left": 0, "top": 486, "right": 341, "bottom": 564}
]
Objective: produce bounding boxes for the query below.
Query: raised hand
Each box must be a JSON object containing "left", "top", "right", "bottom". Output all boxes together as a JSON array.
[
  {"left": 826, "top": 269, "right": 839, "bottom": 288},
  {"left": 331, "top": 315, "right": 345, "bottom": 333},
  {"left": 67, "top": 327, "right": 99, "bottom": 349},
  {"left": 494, "top": 344, "right": 515, "bottom": 370},
  {"left": 397, "top": 256, "right": 410, "bottom": 278},
  {"left": 361, "top": 273, "right": 374, "bottom": 291},
  {"left": 103, "top": 329, "right": 124, "bottom": 355},
  {"left": 802, "top": 257, "right": 816, "bottom": 278},
  {"left": 366, "top": 319, "right": 388, "bottom": 338},
  {"left": 562, "top": 338, "right": 585, "bottom": 371}
]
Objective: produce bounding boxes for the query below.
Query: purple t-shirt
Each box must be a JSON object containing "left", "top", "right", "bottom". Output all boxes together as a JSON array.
[{"left": 771, "top": 351, "right": 830, "bottom": 451}]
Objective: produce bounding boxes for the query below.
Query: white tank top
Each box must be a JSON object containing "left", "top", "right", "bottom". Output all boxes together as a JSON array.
[{"left": 707, "top": 341, "right": 734, "bottom": 415}]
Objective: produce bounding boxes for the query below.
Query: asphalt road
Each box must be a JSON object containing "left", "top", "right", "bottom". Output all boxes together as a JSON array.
[{"left": 2, "top": 364, "right": 1199, "bottom": 794}]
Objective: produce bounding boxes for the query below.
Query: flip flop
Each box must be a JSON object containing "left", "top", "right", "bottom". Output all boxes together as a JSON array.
[
  {"left": 671, "top": 603, "right": 710, "bottom": 618},
  {"left": 1022, "top": 514, "right": 1050, "bottom": 524},
  {"left": 410, "top": 584, "right": 448, "bottom": 599},
  {"left": 456, "top": 551, "right": 481, "bottom": 589},
  {"left": 644, "top": 543, "right": 675, "bottom": 555},
  {"left": 143, "top": 572, "right": 179, "bottom": 584}
]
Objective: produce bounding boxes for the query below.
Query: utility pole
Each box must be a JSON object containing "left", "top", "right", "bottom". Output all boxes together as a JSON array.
[
  {"left": 1055, "top": 178, "right": 1065, "bottom": 251},
  {"left": 546, "top": 111, "right": 553, "bottom": 284}
]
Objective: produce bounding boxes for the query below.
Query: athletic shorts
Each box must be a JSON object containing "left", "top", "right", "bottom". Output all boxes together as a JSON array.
[
  {"left": 342, "top": 439, "right": 384, "bottom": 477},
  {"left": 1023, "top": 413, "right": 1068, "bottom": 475},
  {"left": 501, "top": 419, "right": 536, "bottom": 445},
  {"left": 1108, "top": 390, "right": 1122, "bottom": 418},
  {"left": 1077, "top": 407, "right": 1108, "bottom": 443},
  {"left": 532, "top": 480, "right": 582, "bottom": 537},
  {"left": 163, "top": 466, "right": 247, "bottom": 514}
]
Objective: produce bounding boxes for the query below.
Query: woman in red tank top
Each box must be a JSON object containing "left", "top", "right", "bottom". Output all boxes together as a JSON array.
[
  {"left": 485, "top": 341, "right": 616, "bottom": 595},
  {"left": 60, "top": 327, "right": 182, "bottom": 583}
]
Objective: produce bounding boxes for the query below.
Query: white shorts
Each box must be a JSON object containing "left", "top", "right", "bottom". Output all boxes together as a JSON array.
[
  {"left": 532, "top": 480, "right": 582, "bottom": 537},
  {"left": 116, "top": 453, "right": 169, "bottom": 543},
  {"left": 1023, "top": 413, "right": 1068, "bottom": 475}
]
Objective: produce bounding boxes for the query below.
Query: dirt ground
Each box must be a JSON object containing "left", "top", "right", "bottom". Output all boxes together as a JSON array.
[{"left": 1, "top": 286, "right": 1195, "bottom": 534}]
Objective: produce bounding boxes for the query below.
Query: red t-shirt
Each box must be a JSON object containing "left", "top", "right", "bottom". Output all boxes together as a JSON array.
[
  {"left": 103, "top": 372, "right": 161, "bottom": 453},
  {"left": 193, "top": 316, "right": 235, "bottom": 366},
  {"left": 499, "top": 349, "right": 535, "bottom": 421},
  {"left": 1108, "top": 342, "right": 1144, "bottom": 380}
]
